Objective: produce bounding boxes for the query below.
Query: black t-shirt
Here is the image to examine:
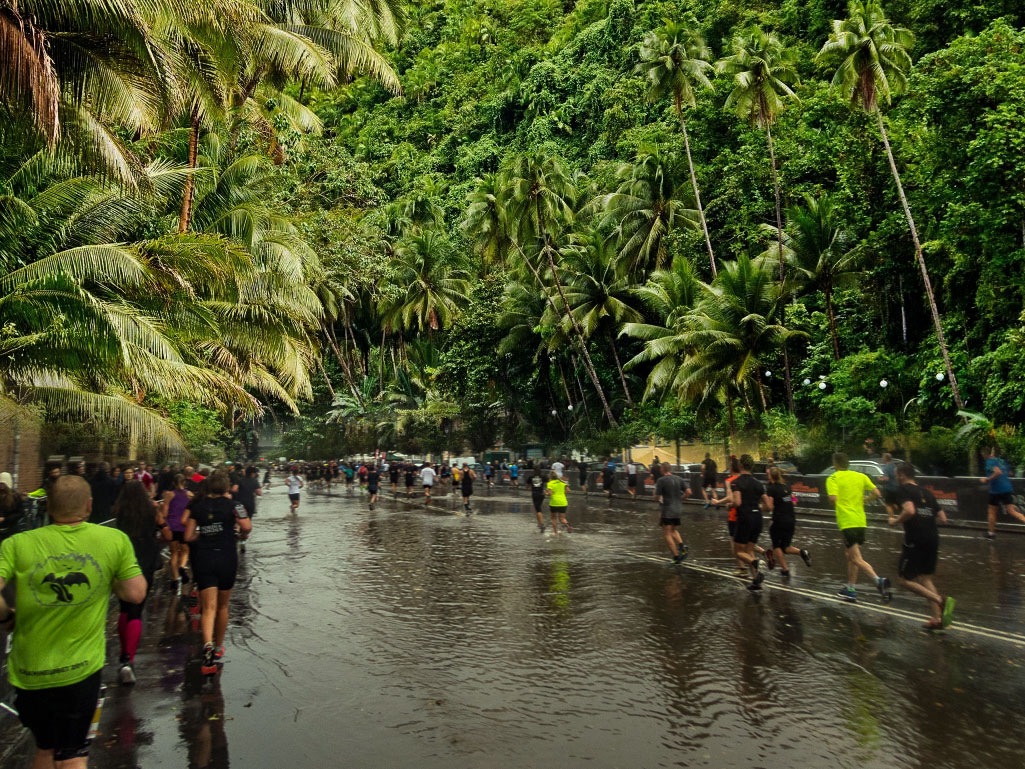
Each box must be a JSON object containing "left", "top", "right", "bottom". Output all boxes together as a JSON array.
[
  {"left": 189, "top": 496, "right": 247, "bottom": 552},
  {"left": 367, "top": 470, "right": 380, "bottom": 488},
  {"left": 235, "top": 477, "right": 260, "bottom": 513},
  {"left": 897, "top": 482, "right": 939, "bottom": 544},
  {"left": 765, "top": 482, "right": 794, "bottom": 526},
  {"left": 404, "top": 468, "right": 415, "bottom": 484},
  {"left": 701, "top": 459, "right": 718, "bottom": 478},
  {"left": 732, "top": 474, "right": 765, "bottom": 516},
  {"left": 530, "top": 474, "right": 546, "bottom": 496},
  {"left": 390, "top": 467, "right": 400, "bottom": 482}
]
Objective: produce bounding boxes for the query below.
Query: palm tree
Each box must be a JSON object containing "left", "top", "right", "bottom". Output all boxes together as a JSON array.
[
  {"left": 382, "top": 231, "right": 471, "bottom": 333},
  {"left": 501, "top": 152, "right": 618, "bottom": 426},
  {"left": 760, "top": 193, "right": 859, "bottom": 360},
  {"left": 593, "top": 147, "right": 699, "bottom": 274},
  {"left": 559, "top": 231, "right": 642, "bottom": 405},
  {"left": 462, "top": 173, "right": 511, "bottom": 270},
  {"left": 636, "top": 22, "right": 717, "bottom": 276},
  {"left": 817, "top": 0, "right": 964, "bottom": 410},
  {"left": 717, "top": 25, "right": 799, "bottom": 410}
]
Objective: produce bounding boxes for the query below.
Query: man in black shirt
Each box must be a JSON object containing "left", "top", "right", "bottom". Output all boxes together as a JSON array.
[
  {"left": 89, "top": 462, "right": 120, "bottom": 520},
  {"left": 655, "top": 463, "right": 691, "bottom": 563},
  {"left": 888, "top": 463, "right": 955, "bottom": 629},
  {"left": 731, "top": 454, "right": 770, "bottom": 590}
]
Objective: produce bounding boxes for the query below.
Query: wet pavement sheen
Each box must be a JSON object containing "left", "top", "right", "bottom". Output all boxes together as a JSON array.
[{"left": 12, "top": 481, "right": 1025, "bottom": 768}]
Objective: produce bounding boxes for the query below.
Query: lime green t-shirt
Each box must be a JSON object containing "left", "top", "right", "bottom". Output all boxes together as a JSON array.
[
  {"left": 547, "top": 479, "right": 568, "bottom": 507},
  {"left": 0, "top": 523, "right": 141, "bottom": 690},
  {"left": 826, "top": 470, "right": 876, "bottom": 530}
]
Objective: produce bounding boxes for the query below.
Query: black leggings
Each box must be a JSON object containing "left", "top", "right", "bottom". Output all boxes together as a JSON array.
[{"left": 532, "top": 494, "right": 545, "bottom": 513}]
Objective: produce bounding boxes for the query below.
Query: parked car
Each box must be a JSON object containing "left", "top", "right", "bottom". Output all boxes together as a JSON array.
[{"left": 817, "top": 459, "right": 922, "bottom": 478}]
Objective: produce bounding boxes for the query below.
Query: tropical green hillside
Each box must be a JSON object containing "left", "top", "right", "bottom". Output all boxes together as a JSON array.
[{"left": 2, "top": 0, "right": 1024, "bottom": 471}]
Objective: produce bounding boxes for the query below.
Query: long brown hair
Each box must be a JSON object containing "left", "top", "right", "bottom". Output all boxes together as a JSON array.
[{"left": 113, "top": 480, "right": 157, "bottom": 538}]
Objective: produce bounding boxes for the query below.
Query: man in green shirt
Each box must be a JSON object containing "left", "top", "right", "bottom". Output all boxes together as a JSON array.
[
  {"left": 825, "top": 452, "right": 891, "bottom": 603},
  {"left": 0, "top": 475, "right": 146, "bottom": 769}
]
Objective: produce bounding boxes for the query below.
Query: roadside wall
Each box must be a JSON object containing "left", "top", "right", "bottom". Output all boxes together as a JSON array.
[{"left": 0, "top": 413, "right": 42, "bottom": 492}]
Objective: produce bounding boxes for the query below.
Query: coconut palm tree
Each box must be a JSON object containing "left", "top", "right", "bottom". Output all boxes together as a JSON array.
[
  {"left": 717, "top": 25, "right": 799, "bottom": 409},
  {"left": 381, "top": 231, "right": 471, "bottom": 334},
  {"left": 558, "top": 231, "right": 642, "bottom": 405},
  {"left": 760, "top": 192, "right": 859, "bottom": 360},
  {"left": 462, "top": 173, "right": 511, "bottom": 271},
  {"left": 635, "top": 22, "right": 717, "bottom": 276},
  {"left": 817, "top": 0, "right": 964, "bottom": 411},
  {"left": 501, "top": 152, "right": 618, "bottom": 426},
  {"left": 593, "top": 147, "right": 699, "bottom": 275}
]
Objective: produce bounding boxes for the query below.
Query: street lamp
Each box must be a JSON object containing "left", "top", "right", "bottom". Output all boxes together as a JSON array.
[
  {"left": 567, "top": 404, "right": 574, "bottom": 411},
  {"left": 551, "top": 409, "right": 557, "bottom": 416},
  {"left": 818, "top": 381, "right": 827, "bottom": 390},
  {"left": 879, "top": 379, "right": 888, "bottom": 388},
  {"left": 803, "top": 378, "right": 811, "bottom": 386},
  {"left": 935, "top": 372, "right": 945, "bottom": 381}
]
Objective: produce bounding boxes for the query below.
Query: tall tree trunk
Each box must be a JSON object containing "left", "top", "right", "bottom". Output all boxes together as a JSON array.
[
  {"left": 824, "top": 284, "right": 841, "bottom": 360},
  {"left": 178, "top": 110, "right": 200, "bottom": 233},
  {"left": 542, "top": 244, "right": 618, "bottom": 427},
  {"left": 876, "top": 111, "right": 964, "bottom": 411},
  {"left": 316, "top": 356, "right": 336, "bottom": 401},
  {"left": 765, "top": 122, "right": 796, "bottom": 413},
  {"left": 607, "top": 329, "right": 634, "bottom": 407},
  {"left": 676, "top": 97, "right": 716, "bottom": 277}
]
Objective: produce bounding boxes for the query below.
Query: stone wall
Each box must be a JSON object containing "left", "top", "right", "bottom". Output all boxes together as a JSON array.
[{"left": 0, "top": 411, "right": 42, "bottom": 492}]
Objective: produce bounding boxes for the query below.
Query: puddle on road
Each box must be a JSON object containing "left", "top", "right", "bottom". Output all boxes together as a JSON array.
[{"left": 28, "top": 486, "right": 1025, "bottom": 769}]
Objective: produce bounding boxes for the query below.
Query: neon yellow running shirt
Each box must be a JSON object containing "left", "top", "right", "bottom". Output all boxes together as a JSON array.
[{"left": 547, "top": 479, "right": 569, "bottom": 507}]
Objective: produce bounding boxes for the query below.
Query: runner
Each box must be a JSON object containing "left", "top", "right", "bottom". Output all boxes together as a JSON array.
[
  {"left": 710, "top": 457, "right": 744, "bottom": 575},
  {"left": 826, "top": 452, "right": 891, "bottom": 603},
  {"left": 731, "top": 455, "right": 769, "bottom": 590},
  {"left": 879, "top": 452, "right": 900, "bottom": 518},
  {"left": 552, "top": 458, "right": 565, "bottom": 480},
  {"left": 233, "top": 466, "right": 261, "bottom": 552},
  {"left": 545, "top": 470, "right": 572, "bottom": 534},
  {"left": 980, "top": 444, "right": 1025, "bottom": 539},
  {"left": 764, "top": 466, "right": 811, "bottom": 579},
  {"left": 420, "top": 462, "right": 436, "bottom": 502},
  {"left": 578, "top": 461, "right": 589, "bottom": 492},
  {"left": 160, "top": 473, "right": 193, "bottom": 589},
  {"left": 285, "top": 468, "right": 304, "bottom": 513},
  {"left": 602, "top": 460, "right": 615, "bottom": 498},
  {"left": 626, "top": 461, "right": 638, "bottom": 498},
  {"left": 460, "top": 463, "right": 477, "bottom": 511},
  {"left": 404, "top": 463, "right": 416, "bottom": 498},
  {"left": 0, "top": 476, "right": 145, "bottom": 769},
  {"left": 530, "top": 468, "right": 547, "bottom": 532},
  {"left": 367, "top": 463, "right": 380, "bottom": 510},
  {"left": 509, "top": 461, "right": 519, "bottom": 489},
  {"left": 344, "top": 463, "right": 355, "bottom": 491},
  {"left": 451, "top": 463, "right": 461, "bottom": 496},
  {"left": 889, "top": 463, "right": 955, "bottom": 629},
  {"left": 389, "top": 462, "right": 401, "bottom": 496},
  {"left": 655, "top": 462, "right": 690, "bottom": 563},
  {"left": 185, "top": 472, "right": 251, "bottom": 676},
  {"left": 484, "top": 463, "right": 493, "bottom": 488},
  {"left": 358, "top": 463, "right": 368, "bottom": 492},
  {"left": 113, "top": 479, "right": 164, "bottom": 684},
  {"left": 700, "top": 453, "right": 718, "bottom": 507}
]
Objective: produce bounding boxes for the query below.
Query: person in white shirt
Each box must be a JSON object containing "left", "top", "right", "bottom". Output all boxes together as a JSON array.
[
  {"left": 551, "top": 460, "right": 565, "bottom": 479},
  {"left": 420, "top": 463, "right": 436, "bottom": 502},
  {"left": 286, "top": 469, "right": 304, "bottom": 512},
  {"left": 627, "top": 462, "right": 638, "bottom": 498}
]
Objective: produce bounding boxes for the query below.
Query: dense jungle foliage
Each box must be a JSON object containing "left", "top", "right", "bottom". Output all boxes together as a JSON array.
[{"left": 2, "top": 1, "right": 1025, "bottom": 470}]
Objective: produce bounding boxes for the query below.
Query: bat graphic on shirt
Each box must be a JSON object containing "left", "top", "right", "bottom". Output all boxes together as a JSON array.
[{"left": 42, "top": 571, "right": 91, "bottom": 603}]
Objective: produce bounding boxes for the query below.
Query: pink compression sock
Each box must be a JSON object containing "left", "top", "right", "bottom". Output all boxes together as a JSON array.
[{"left": 123, "top": 619, "right": 143, "bottom": 662}]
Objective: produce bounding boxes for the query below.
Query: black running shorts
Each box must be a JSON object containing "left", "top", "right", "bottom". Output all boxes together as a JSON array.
[
  {"left": 531, "top": 494, "right": 545, "bottom": 513},
  {"left": 660, "top": 516, "right": 681, "bottom": 527},
  {"left": 171, "top": 530, "right": 186, "bottom": 543},
  {"left": 15, "top": 670, "right": 101, "bottom": 761},
  {"left": 733, "top": 511, "right": 762, "bottom": 544},
  {"left": 288, "top": 493, "right": 300, "bottom": 502},
  {"left": 898, "top": 539, "right": 938, "bottom": 579},
  {"left": 192, "top": 551, "right": 239, "bottom": 591},
  {"left": 727, "top": 520, "right": 737, "bottom": 537},
  {"left": 841, "top": 527, "right": 867, "bottom": 548},
  {"left": 883, "top": 489, "right": 899, "bottom": 506},
  {"left": 628, "top": 475, "right": 637, "bottom": 487},
  {"left": 769, "top": 521, "right": 795, "bottom": 551},
  {"left": 703, "top": 475, "right": 717, "bottom": 489},
  {"left": 990, "top": 492, "right": 1015, "bottom": 506}
]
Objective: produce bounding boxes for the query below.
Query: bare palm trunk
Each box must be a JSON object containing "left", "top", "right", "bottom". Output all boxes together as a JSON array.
[
  {"left": 876, "top": 111, "right": 964, "bottom": 411},
  {"left": 676, "top": 97, "right": 716, "bottom": 277},
  {"left": 765, "top": 122, "right": 796, "bottom": 413},
  {"left": 607, "top": 329, "right": 634, "bottom": 407},
  {"left": 824, "top": 284, "right": 841, "bottom": 360},
  {"left": 178, "top": 110, "right": 200, "bottom": 233}
]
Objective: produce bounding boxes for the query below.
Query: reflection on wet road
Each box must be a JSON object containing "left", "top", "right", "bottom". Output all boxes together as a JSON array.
[{"left": 17, "top": 482, "right": 1025, "bottom": 768}]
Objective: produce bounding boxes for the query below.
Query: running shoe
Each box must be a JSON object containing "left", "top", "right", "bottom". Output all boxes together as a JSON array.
[
  {"left": 201, "top": 643, "right": 217, "bottom": 676},
  {"left": 942, "top": 596, "right": 956, "bottom": 628},
  {"left": 118, "top": 663, "right": 136, "bottom": 686},
  {"left": 732, "top": 567, "right": 748, "bottom": 577},
  {"left": 703, "top": 501, "right": 710, "bottom": 509},
  {"left": 876, "top": 576, "right": 893, "bottom": 603},
  {"left": 800, "top": 549, "right": 812, "bottom": 568},
  {"left": 984, "top": 531, "right": 996, "bottom": 540},
  {"left": 677, "top": 543, "right": 688, "bottom": 560},
  {"left": 837, "top": 586, "right": 858, "bottom": 602},
  {"left": 214, "top": 646, "right": 225, "bottom": 661},
  {"left": 764, "top": 550, "right": 775, "bottom": 570},
  {"left": 565, "top": 523, "right": 572, "bottom": 533},
  {"left": 748, "top": 572, "right": 764, "bottom": 591},
  {"left": 780, "top": 569, "right": 790, "bottom": 578},
  {"left": 672, "top": 553, "right": 685, "bottom": 564},
  {"left": 369, "top": 503, "right": 374, "bottom": 510},
  {"left": 538, "top": 524, "right": 545, "bottom": 533}
]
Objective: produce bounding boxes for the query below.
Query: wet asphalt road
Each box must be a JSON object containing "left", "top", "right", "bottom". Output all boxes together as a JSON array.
[{"left": 9, "top": 480, "right": 1025, "bottom": 768}]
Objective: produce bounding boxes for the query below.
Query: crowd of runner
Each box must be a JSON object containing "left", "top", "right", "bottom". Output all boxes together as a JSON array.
[{"left": 1, "top": 442, "right": 1022, "bottom": 767}]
